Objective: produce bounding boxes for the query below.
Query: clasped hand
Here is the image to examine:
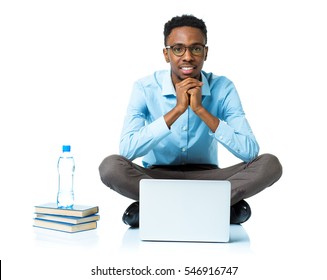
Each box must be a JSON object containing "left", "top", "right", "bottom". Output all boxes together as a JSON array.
[{"left": 175, "top": 78, "right": 204, "bottom": 114}]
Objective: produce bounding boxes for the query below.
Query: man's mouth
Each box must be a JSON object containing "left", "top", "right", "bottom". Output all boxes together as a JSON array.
[{"left": 180, "top": 66, "right": 196, "bottom": 75}]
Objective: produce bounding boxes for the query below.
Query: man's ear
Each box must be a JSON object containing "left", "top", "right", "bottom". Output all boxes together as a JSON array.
[
  {"left": 163, "top": 48, "right": 170, "bottom": 63},
  {"left": 204, "top": 47, "right": 208, "bottom": 61}
]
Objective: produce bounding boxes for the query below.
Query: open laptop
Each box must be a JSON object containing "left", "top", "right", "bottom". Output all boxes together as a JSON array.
[{"left": 139, "top": 179, "right": 231, "bottom": 243}]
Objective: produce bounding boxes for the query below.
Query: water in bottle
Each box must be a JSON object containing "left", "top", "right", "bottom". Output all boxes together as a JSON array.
[{"left": 57, "top": 145, "right": 75, "bottom": 208}]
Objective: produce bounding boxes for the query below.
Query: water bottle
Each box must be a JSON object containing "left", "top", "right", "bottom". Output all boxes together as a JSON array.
[{"left": 57, "top": 145, "right": 75, "bottom": 208}]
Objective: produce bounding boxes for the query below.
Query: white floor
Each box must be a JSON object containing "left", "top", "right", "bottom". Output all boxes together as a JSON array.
[{"left": 1, "top": 180, "right": 326, "bottom": 280}]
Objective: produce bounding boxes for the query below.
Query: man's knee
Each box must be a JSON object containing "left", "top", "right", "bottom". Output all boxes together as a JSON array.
[
  {"left": 260, "top": 153, "right": 283, "bottom": 182},
  {"left": 99, "top": 154, "right": 126, "bottom": 184}
]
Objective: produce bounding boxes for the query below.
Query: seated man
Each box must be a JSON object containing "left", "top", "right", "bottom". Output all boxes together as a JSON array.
[{"left": 99, "top": 14, "right": 283, "bottom": 227}]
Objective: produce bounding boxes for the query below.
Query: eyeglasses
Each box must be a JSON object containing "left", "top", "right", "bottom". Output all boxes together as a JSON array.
[{"left": 165, "top": 44, "right": 207, "bottom": 57}]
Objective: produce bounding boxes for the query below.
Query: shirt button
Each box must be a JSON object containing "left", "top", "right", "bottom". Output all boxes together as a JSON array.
[
  {"left": 181, "top": 147, "right": 187, "bottom": 152},
  {"left": 182, "top": 126, "right": 188, "bottom": 131},
  {"left": 219, "top": 136, "right": 223, "bottom": 140}
]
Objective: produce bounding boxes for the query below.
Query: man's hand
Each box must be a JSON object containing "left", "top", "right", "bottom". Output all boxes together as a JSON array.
[
  {"left": 175, "top": 78, "right": 203, "bottom": 113},
  {"left": 164, "top": 77, "right": 219, "bottom": 132}
]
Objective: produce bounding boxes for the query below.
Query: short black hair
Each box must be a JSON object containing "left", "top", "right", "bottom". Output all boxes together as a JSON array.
[{"left": 163, "top": 14, "right": 207, "bottom": 46}]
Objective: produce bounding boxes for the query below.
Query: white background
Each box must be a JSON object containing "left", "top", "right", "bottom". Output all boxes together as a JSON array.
[{"left": 1, "top": 0, "right": 326, "bottom": 279}]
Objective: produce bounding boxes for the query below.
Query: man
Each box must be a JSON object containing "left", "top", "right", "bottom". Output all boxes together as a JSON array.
[{"left": 99, "top": 15, "right": 282, "bottom": 227}]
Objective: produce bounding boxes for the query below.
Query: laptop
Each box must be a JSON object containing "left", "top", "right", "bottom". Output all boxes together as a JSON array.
[{"left": 139, "top": 179, "right": 231, "bottom": 243}]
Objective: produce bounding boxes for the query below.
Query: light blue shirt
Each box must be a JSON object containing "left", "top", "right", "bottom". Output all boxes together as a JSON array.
[{"left": 120, "top": 70, "right": 259, "bottom": 168}]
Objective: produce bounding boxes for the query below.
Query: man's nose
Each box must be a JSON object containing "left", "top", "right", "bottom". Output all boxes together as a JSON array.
[{"left": 182, "top": 48, "right": 194, "bottom": 60}]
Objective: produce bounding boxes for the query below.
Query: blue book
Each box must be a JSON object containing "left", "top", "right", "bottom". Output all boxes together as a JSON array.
[
  {"left": 35, "top": 213, "right": 100, "bottom": 224},
  {"left": 34, "top": 203, "right": 99, "bottom": 217}
]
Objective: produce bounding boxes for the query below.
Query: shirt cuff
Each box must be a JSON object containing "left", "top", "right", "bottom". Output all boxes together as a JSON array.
[
  {"left": 210, "top": 121, "right": 233, "bottom": 146},
  {"left": 149, "top": 116, "right": 171, "bottom": 139}
]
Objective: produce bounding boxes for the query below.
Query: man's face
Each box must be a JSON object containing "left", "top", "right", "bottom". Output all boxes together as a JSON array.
[{"left": 163, "top": 26, "right": 208, "bottom": 85}]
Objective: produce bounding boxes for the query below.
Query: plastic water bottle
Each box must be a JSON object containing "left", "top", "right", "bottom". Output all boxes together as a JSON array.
[{"left": 57, "top": 145, "right": 75, "bottom": 208}]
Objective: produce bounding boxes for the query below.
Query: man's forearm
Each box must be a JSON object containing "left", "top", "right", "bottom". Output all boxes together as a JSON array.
[
  {"left": 164, "top": 106, "right": 185, "bottom": 129},
  {"left": 195, "top": 107, "right": 220, "bottom": 133}
]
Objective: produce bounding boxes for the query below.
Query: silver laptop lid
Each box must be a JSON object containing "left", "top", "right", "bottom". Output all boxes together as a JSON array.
[{"left": 140, "top": 179, "right": 231, "bottom": 243}]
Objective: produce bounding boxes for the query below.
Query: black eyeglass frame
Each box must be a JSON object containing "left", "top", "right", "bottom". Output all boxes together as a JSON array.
[{"left": 165, "top": 44, "right": 207, "bottom": 57}]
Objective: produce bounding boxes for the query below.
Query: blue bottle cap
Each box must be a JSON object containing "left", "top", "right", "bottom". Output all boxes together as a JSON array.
[{"left": 62, "top": 145, "right": 71, "bottom": 152}]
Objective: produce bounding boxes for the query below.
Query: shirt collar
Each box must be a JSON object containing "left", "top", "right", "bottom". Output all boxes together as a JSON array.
[{"left": 162, "top": 70, "right": 211, "bottom": 96}]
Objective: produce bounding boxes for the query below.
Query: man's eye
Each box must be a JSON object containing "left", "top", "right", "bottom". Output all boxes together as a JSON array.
[
  {"left": 192, "top": 46, "right": 203, "bottom": 52},
  {"left": 173, "top": 47, "right": 183, "bottom": 53}
]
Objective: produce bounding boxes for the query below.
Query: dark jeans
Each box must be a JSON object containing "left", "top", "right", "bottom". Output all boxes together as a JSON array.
[{"left": 99, "top": 154, "right": 282, "bottom": 205}]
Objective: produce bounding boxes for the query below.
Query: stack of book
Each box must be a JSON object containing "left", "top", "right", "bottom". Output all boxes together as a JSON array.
[{"left": 33, "top": 203, "right": 99, "bottom": 233}]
